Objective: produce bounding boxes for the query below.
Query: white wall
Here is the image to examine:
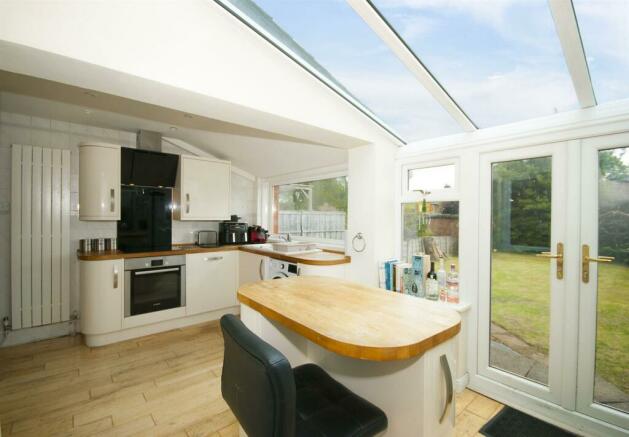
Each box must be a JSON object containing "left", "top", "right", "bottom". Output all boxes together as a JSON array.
[
  {"left": 345, "top": 143, "right": 397, "bottom": 286},
  {"left": 0, "top": 0, "right": 398, "bottom": 149},
  {"left": 0, "top": 111, "right": 257, "bottom": 346}
]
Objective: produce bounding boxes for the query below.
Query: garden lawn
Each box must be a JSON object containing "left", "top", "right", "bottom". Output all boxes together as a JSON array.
[{"left": 491, "top": 251, "right": 628, "bottom": 394}]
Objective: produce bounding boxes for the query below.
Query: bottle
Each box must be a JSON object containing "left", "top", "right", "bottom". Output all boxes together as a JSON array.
[
  {"left": 426, "top": 261, "right": 439, "bottom": 301},
  {"left": 437, "top": 258, "right": 447, "bottom": 301},
  {"left": 446, "top": 264, "right": 459, "bottom": 304}
]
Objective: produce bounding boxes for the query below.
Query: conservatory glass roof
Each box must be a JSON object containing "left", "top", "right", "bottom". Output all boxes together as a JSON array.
[
  {"left": 219, "top": 0, "right": 629, "bottom": 144},
  {"left": 573, "top": 0, "right": 629, "bottom": 104}
]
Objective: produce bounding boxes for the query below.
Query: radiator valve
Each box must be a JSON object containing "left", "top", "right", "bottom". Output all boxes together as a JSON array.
[{"left": 1, "top": 317, "right": 11, "bottom": 344}]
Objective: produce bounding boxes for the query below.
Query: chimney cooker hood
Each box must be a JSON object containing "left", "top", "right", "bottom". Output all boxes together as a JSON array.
[{"left": 120, "top": 130, "right": 179, "bottom": 188}]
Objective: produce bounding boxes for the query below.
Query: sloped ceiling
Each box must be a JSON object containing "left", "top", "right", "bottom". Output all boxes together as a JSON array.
[{"left": 0, "top": 90, "right": 348, "bottom": 178}]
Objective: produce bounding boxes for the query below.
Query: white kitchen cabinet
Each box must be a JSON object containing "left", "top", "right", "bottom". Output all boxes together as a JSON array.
[
  {"left": 79, "top": 143, "right": 121, "bottom": 220},
  {"left": 239, "top": 251, "right": 267, "bottom": 286},
  {"left": 174, "top": 155, "right": 231, "bottom": 220},
  {"left": 80, "top": 259, "right": 123, "bottom": 336},
  {"left": 186, "top": 251, "right": 238, "bottom": 315}
]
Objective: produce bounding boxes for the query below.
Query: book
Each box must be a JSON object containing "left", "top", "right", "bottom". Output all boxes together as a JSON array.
[
  {"left": 384, "top": 259, "right": 398, "bottom": 291},
  {"left": 395, "top": 262, "right": 411, "bottom": 292},
  {"left": 402, "top": 266, "right": 414, "bottom": 295},
  {"left": 378, "top": 261, "right": 387, "bottom": 289},
  {"left": 411, "top": 255, "right": 426, "bottom": 297},
  {"left": 390, "top": 261, "right": 400, "bottom": 291}
]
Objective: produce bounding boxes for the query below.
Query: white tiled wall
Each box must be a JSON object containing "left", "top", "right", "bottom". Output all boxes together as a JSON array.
[{"left": 0, "top": 111, "right": 257, "bottom": 346}]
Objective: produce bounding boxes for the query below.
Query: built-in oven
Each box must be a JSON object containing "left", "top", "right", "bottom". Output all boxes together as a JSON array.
[{"left": 124, "top": 255, "right": 186, "bottom": 317}]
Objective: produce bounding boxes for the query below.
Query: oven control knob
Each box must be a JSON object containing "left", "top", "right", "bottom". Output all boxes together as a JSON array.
[
  {"left": 280, "top": 263, "right": 285, "bottom": 269},
  {"left": 145, "top": 263, "right": 149, "bottom": 267},
  {"left": 165, "top": 261, "right": 169, "bottom": 265}
]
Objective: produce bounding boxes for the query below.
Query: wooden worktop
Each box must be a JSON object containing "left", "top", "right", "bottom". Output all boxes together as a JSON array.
[
  {"left": 76, "top": 245, "right": 240, "bottom": 261},
  {"left": 78, "top": 245, "right": 350, "bottom": 265},
  {"left": 237, "top": 276, "right": 461, "bottom": 361},
  {"left": 239, "top": 246, "right": 350, "bottom": 266}
]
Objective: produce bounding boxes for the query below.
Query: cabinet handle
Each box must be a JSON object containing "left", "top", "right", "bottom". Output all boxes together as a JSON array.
[
  {"left": 259, "top": 259, "right": 264, "bottom": 280},
  {"left": 110, "top": 188, "right": 115, "bottom": 213},
  {"left": 186, "top": 193, "right": 190, "bottom": 214},
  {"left": 113, "top": 267, "right": 119, "bottom": 289},
  {"left": 203, "top": 256, "right": 223, "bottom": 262},
  {"left": 439, "top": 354, "right": 453, "bottom": 424},
  {"left": 134, "top": 268, "right": 180, "bottom": 276}
]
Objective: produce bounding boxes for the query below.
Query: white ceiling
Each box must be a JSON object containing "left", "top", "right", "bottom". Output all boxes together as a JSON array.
[{"left": 0, "top": 91, "right": 348, "bottom": 178}]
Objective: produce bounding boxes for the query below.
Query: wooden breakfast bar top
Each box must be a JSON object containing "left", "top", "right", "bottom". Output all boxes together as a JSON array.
[{"left": 237, "top": 276, "right": 461, "bottom": 361}]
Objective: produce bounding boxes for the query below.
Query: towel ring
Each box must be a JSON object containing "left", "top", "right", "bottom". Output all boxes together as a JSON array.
[{"left": 352, "top": 232, "right": 366, "bottom": 253}]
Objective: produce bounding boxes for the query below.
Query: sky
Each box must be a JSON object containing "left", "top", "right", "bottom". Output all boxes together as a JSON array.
[{"left": 239, "top": 0, "right": 628, "bottom": 143}]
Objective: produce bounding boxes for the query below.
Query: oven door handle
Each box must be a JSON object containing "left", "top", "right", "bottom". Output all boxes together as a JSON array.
[{"left": 134, "top": 267, "right": 180, "bottom": 276}]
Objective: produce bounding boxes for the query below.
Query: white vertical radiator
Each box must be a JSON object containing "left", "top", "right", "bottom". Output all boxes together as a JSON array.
[{"left": 11, "top": 144, "right": 71, "bottom": 329}]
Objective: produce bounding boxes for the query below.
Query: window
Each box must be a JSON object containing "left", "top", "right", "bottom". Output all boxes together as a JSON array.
[
  {"left": 401, "top": 200, "right": 459, "bottom": 267},
  {"left": 573, "top": 0, "right": 629, "bottom": 103},
  {"left": 272, "top": 176, "right": 348, "bottom": 242},
  {"left": 408, "top": 164, "right": 456, "bottom": 193},
  {"left": 372, "top": 0, "right": 578, "bottom": 127},
  {"left": 227, "top": 0, "right": 462, "bottom": 141}
]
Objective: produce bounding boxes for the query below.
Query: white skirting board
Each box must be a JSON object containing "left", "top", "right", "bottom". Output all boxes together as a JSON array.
[{"left": 11, "top": 144, "right": 71, "bottom": 330}]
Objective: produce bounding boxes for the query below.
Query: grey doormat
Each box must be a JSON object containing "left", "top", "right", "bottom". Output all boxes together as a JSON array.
[{"left": 479, "top": 407, "right": 579, "bottom": 437}]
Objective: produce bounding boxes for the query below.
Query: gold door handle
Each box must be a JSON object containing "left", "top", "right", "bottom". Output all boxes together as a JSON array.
[
  {"left": 582, "top": 244, "right": 615, "bottom": 283},
  {"left": 536, "top": 252, "right": 562, "bottom": 259},
  {"left": 536, "top": 243, "right": 563, "bottom": 279},
  {"left": 588, "top": 256, "right": 615, "bottom": 263}
]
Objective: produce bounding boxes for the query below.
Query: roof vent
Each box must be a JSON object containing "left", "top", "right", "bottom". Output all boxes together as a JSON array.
[{"left": 136, "top": 130, "right": 162, "bottom": 152}]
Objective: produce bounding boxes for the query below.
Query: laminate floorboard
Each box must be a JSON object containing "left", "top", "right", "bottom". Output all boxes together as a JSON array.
[{"left": 0, "top": 321, "right": 501, "bottom": 436}]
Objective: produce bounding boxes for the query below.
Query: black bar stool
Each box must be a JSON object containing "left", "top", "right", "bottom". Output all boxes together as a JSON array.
[{"left": 220, "top": 314, "right": 388, "bottom": 437}]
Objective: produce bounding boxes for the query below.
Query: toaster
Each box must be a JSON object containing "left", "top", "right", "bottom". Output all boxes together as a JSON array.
[{"left": 197, "top": 230, "right": 219, "bottom": 247}]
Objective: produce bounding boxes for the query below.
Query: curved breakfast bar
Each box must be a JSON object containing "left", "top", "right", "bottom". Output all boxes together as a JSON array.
[{"left": 238, "top": 276, "right": 461, "bottom": 437}]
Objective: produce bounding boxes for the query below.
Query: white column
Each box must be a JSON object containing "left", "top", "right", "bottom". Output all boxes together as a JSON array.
[{"left": 346, "top": 143, "right": 397, "bottom": 286}]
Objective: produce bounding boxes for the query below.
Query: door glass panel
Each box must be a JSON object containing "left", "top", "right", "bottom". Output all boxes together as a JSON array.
[
  {"left": 594, "top": 147, "right": 629, "bottom": 412},
  {"left": 490, "top": 157, "right": 552, "bottom": 385}
]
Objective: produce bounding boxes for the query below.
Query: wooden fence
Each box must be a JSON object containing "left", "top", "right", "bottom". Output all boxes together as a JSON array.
[
  {"left": 401, "top": 236, "right": 458, "bottom": 262},
  {"left": 278, "top": 210, "right": 346, "bottom": 241}
]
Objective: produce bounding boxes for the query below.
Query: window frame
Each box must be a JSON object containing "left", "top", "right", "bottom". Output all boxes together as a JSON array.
[
  {"left": 261, "top": 165, "right": 349, "bottom": 247},
  {"left": 401, "top": 158, "right": 461, "bottom": 203},
  {"left": 397, "top": 157, "right": 461, "bottom": 264}
]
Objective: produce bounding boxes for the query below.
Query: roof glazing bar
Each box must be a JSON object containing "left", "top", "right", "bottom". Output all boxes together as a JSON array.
[
  {"left": 548, "top": 0, "right": 596, "bottom": 108},
  {"left": 347, "top": 0, "right": 477, "bottom": 132},
  {"left": 213, "top": 0, "right": 406, "bottom": 145}
]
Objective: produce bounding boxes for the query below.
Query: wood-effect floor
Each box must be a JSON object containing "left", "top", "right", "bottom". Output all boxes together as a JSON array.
[{"left": 0, "top": 322, "right": 502, "bottom": 437}]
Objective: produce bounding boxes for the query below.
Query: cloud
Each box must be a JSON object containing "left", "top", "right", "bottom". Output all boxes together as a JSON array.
[
  {"left": 573, "top": 1, "right": 629, "bottom": 67},
  {"left": 333, "top": 68, "right": 461, "bottom": 140},
  {"left": 375, "top": 0, "right": 516, "bottom": 32}
]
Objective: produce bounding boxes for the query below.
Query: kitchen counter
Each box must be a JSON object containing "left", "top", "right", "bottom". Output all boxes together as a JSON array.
[
  {"left": 238, "top": 276, "right": 460, "bottom": 361},
  {"left": 239, "top": 246, "right": 350, "bottom": 266},
  {"left": 78, "top": 244, "right": 351, "bottom": 266},
  {"left": 238, "top": 276, "right": 461, "bottom": 436},
  {"left": 76, "top": 244, "right": 239, "bottom": 261}
]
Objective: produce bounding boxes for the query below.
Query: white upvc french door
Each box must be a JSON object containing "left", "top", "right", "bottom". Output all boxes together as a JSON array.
[
  {"left": 478, "top": 143, "right": 570, "bottom": 405},
  {"left": 576, "top": 133, "right": 629, "bottom": 431}
]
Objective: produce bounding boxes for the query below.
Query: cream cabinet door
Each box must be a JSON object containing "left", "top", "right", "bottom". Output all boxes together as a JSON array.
[
  {"left": 80, "top": 259, "right": 123, "bottom": 334},
  {"left": 238, "top": 252, "right": 267, "bottom": 286},
  {"left": 79, "top": 143, "right": 120, "bottom": 220},
  {"left": 186, "top": 251, "right": 237, "bottom": 315},
  {"left": 177, "top": 155, "right": 230, "bottom": 220}
]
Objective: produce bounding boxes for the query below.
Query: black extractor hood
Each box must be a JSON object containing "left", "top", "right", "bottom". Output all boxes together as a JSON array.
[{"left": 121, "top": 131, "right": 179, "bottom": 188}]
